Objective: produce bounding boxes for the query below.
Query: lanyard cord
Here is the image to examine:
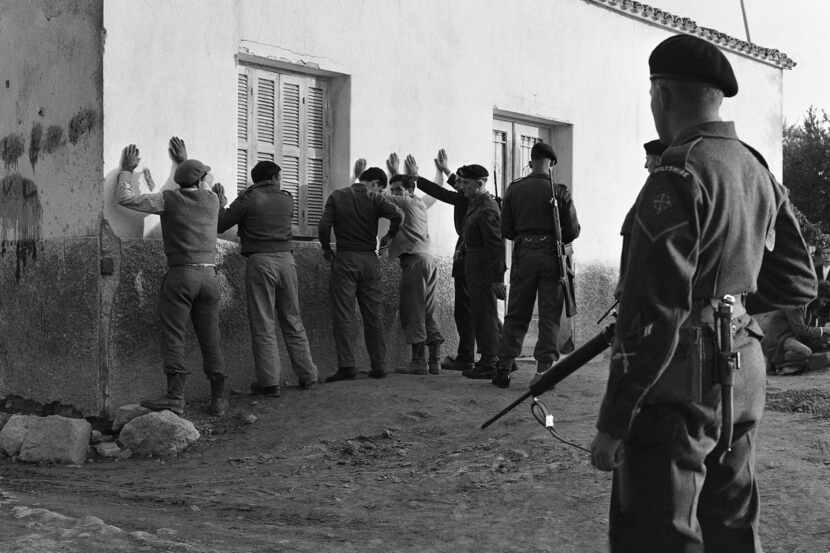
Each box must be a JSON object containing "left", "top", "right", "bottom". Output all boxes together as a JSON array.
[{"left": 530, "top": 398, "right": 592, "bottom": 455}]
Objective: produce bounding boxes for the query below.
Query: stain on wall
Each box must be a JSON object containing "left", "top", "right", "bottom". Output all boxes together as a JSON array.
[
  {"left": 0, "top": 173, "right": 41, "bottom": 281},
  {"left": 0, "top": 133, "right": 24, "bottom": 170},
  {"left": 29, "top": 123, "right": 42, "bottom": 170},
  {"left": 44, "top": 125, "right": 64, "bottom": 153},
  {"left": 67, "top": 108, "right": 96, "bottom": 144}
]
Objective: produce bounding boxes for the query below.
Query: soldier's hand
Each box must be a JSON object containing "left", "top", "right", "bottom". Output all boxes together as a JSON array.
[
  {"left": 353, "top": 158, "right": 367, "bottom": 181},
  {"left": 142, "top": 168, "right": 156, "bottom": 191},
  {"left": 323, "top": 249, "right": 334, "bottom": 262},
  {"left": 212, "top": 182, "right": 227, "bottom": 208},
  {"left": 492, "top": 283, "right": 507, "bottom": 300},
  {"left": 555, "top": 183, "right": 572, "bottom": 203},
  {"left": 120, "top": 144, "right": 140, "bottom": 172},
  {"left": 404, "top": 154, "right": 419, "bottom": 177},
  {"left": 168, "top": 136, "right": 187, "bottom": 164},
  {"left": 590, "top": 431, "right": 623, "bottom": 471},
  {"left": 386, "top": 153, "right": 400, "bottom": 176},
  {"left": 434, "top": 148, "right": 450, "bottom": 175}
]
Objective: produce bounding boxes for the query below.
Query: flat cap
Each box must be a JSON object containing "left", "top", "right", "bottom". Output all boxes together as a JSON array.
[
  {"left": 251, "top": 161, "right": 280, "bottom": 183},
  {"left": 530, "top": 142, "right": 558, "bottom": 164},
  {"left": 359, "top": 167, "right": 388, "bottom": 188},
  {"left": 643, "top": 140, "right": 667, "bottom": 156},
  {"left": 174, "top": 159, "right": 210, "bottom": 186},
  {"left": 649, "top": 34, "right": 738, "bottom": 97},
  {"left": 457, "top": 164, "right": 489, "bottom": 180}
]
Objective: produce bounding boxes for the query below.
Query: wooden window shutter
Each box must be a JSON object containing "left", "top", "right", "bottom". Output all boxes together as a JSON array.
[
  {"left": 236, "top": 72, "right": 251, "bottom": 193},
  {"left": 279, "top": 76, "right": 302, "bottom": 230},
  {"left": 304, "top": 82, "right": 327, "bottom": 233},
  {"left": 253, "top": 70, "right": 278, "bottom": 166}
]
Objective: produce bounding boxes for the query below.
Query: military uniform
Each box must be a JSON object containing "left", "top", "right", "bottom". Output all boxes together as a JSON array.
[
  {"left": 318, "top": 179, "right": 402, "bottom": 379},
  {"left": 497, "top": 166, "right": 580, "bottom": 371},
  {"left": 600, "top": 121, "right": 816, "bottom": 551},
  {"left": 460, "top": 191, "right": 505, "bottom": 372},
  {"left": 218, "top": 162, "right": 318, "bottom": 393}
]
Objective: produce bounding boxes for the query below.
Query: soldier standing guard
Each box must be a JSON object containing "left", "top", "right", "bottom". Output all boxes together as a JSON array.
[
  {"left": 457, "top": 165, "right": 506, "bottom": 380},
  {"left": 491, "top": 142, "right": 580, "bottom": 388},
  {"left": 318, "top": 167, "right": 403, "bottom": 382},
  {"left": 215, "top": 161, "right": 319, "bottom": 397},
  {"left": 117, "top": 139, "right": 229, "bottom": 417},
  {"left": 590, "top": 35, "right": 816, "bottom": 552}
]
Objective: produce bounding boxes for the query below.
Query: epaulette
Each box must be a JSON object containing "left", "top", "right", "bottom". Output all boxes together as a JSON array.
[
  {"left": 651, "top": 138, "right": 700, "bottom": 179},
  {"left": 739, "top": 141, "right": 769, "bottom": 169}
]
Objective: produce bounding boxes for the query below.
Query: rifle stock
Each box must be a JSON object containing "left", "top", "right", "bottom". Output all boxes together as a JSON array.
[
  {"left": 549, "top": 167, "right": 577, "bottom": 317},
  {"left": 481, "top": 323, "right": 615, "bottom": 429}
]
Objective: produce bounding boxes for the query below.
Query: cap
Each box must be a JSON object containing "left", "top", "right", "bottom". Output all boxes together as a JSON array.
[
  {"left": 174, "top": 159, "right": 210, "bottom": 186},
  {"left": 643, "top": 140, "right": 667, "bottom": 156},
  {"left": 251, "top": 161, "right": 280, "bottom": 183},
  {"left": 458, "top": 164, "right": 488, "bottom": 180},
  {"left": 530, "top": 142, "right": 558, "bottom": 164},
  {"left": 649, "top": 34, "right": 738, "bottom": 97},
  {"left": 359, "top": 167, "right": 388, "bottom": 188}
]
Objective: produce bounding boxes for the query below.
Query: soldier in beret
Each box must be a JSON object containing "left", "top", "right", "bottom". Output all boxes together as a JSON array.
[
  {"left": 491, "top": 141, "right": 580, "bottom": 387},
  {"left": 117, "top": 138, "right": 228, "bottom": 417},
  {"left": 215, "top": 161, "right": 318, "bottom": 398},
  {"left": 590, "top": 34, "right": 816, "bottom": 551},
  {"left": 456, "top": 164, "right": 506, "bottom": 380}
]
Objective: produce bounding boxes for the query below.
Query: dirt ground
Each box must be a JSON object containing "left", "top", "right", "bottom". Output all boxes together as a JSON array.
[{"left": 1, "top": 359, "right": 830, "bottom": 553}]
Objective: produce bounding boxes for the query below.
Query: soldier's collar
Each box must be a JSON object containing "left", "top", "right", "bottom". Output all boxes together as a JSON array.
[{"left": 671, "top": 121, "right": 737, "bottom": 146}]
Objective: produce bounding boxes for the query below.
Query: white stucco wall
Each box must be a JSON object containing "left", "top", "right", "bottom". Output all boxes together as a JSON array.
[{"left": 102, "top": 0, "right": 784, "bottom": 267}]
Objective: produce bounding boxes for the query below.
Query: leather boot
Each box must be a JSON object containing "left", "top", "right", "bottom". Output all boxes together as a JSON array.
[
  {"left": 427, "top": 341, "right": 442, "bottom": 375},
  {"left": 463, "top": 357, "right": 497, "bottom": 379},
  {"left": 141, "top": 373, "right": 186, "bottom": 415},
  {"left": 208, "top": 375, "right": 229, "bottom": 417},
  {"left": 409, "top": 342, "right": 428, "bottom": 375},
  {"left": 491, "top": 358, "right": 512, "bottom": 388},
  {"left": 326, "top": 367, "right": 357, "bottom": 382},
  {"left": 441, "top": 355, "right": 474, "bottom": 372}
]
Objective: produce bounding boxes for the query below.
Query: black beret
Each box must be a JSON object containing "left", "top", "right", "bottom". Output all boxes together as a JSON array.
[
  {"left": 458, "top": 164, "right": 488, "bottom": 180},
  {"left": 649, "top": 34, "right": 738, "bottom": 97},
  {"left": 251, "top": 161, "right": 280, "bottom": 183},
  {"left": 643, "top": 140, "right": 667, "bottom": 156},
  {"left": 530, "top": 142, "right": 558, "bottom": 164},
  {"left": 359, "top": 167, "right": 388, "bottom": 188}
]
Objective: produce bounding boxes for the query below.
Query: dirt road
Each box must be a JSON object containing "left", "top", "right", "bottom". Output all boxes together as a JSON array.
[{"left": 1, "top": 360, "right": 829, "bottom": 553}]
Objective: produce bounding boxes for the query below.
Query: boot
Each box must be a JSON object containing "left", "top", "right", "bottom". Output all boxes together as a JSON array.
[
  {"left": 409, "top": 343, "right": 428, "bottom": 375},
  {"left": 463, "top": 357, "right": 497, "bottom": 379},
  {"left": 208, "top": 375, "right": 229, "bottom": 417},
  {"left": 491, "top": 358, "right": 512, "bottom": 388},
  {"left": 441, "top": 355, "right": 474, "bottom": 372},
  {"left": 141, "top": 373, "right": 186, "bottom": 415},
  {"left": 326, "top": 367, "right": 357, "bottom": 383},
  {"left": 427, "top": 341, "right": 442, "bottom": 375}
]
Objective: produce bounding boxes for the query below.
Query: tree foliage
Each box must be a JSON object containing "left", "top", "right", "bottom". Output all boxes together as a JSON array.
[{"left": 784, "top": 107, "right": 830, "bottom": 244}]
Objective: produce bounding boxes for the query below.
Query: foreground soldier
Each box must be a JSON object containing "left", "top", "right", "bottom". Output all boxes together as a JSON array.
[
  {"left": 590, "top": 35, "right": 816, "bottom": 552},
  {"left": 456, "top": 165, "right": 506, "bottom": 379},
  {"left": 492, "top": 142, "right": 580, "bottom": 388},
  {"left": 117, "top": 139, "right": 228, "bottom": 416},
  {"left": 216, "top": 161, "right": 318, "bottom": 397},
  {"left": 385, "top": 157, "right": 444, "bottom": 374},
  {"left": 318, "top": 167, "right": 402, "bottom": 382}
]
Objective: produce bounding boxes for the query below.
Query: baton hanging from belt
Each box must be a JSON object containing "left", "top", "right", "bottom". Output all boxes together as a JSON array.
[{"left": 715, "top": 295, "right": 741, "bottom": 457}]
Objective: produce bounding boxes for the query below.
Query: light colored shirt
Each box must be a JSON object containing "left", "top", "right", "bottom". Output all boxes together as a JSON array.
[
  {"left": 117, "top": 171, "right": 165, "bottom": 213},
  {"left": 387, "top": 192, "right": 432, "bottom": 258}
]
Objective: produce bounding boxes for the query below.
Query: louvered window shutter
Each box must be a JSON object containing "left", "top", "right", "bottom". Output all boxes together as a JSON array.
[
  {"left": 279, "top": 75, "right": 302, "bottom": 230},
  {"left": 304, "top": 81, "right": 327, "bottom": 234},
  {"left": 236, "top": 72, "right": 251, "bottom": 193}
]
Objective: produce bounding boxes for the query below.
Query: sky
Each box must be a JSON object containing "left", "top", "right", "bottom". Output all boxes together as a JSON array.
[{"left": 648, "top": 0, "right": 828, "bottom": 125}]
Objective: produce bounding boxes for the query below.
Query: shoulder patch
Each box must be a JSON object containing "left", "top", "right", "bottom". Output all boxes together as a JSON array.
[
  {"left": 652, "top": 165, "right": 690, "bottom": 179},
  {"left": 633, "top": 172, "right": 695, "bottom": 243}
]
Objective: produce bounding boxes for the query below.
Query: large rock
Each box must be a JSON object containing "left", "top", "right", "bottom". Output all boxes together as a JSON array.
[
  {"left": 18, "top": 415, "right": 92, "bottom": 464},
  {"left": 119, "top": 411, "right": 199, "bottom": 457},
  {"left": 112, "top": 404, "right": 151, "bottom": 432},
  {"left": 0, "top": 414, "right": 32, "bottom": 456},
  {"left": 0, "top": 412, "right": 11, "bottom": 430}
]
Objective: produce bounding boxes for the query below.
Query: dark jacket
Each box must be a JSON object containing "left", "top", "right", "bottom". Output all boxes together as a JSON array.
[
  {"left": 217, "top": 181, "right": 293, "bottom": 255},
  {"left": 160, "top": 189, "right": 219, "bottom": 266},
  {"left": 416, "top": 175, "right": 467, "bottom": 236},
  {"left": 462, "top": 192, "right": 505, "bottom": 284},
  {"left": 501, "top": 173, "right": 580, "bottom": 243},
  {"left": 317, "top": 183, "right": 402, "bottom": 252},
  {"left": 598, "top": 121, "right": 817, "bottom": 439}
]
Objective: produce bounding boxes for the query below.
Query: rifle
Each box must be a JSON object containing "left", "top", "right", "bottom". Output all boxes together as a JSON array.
[
  {"left": 481, "top": 323, "right": 615, "bottom": 429},
  {"left": 549, "top": 167, "right": 577, "bottom": 317},
  {"left": 492, "top": 165, "right": 502, "bottom": 209}
]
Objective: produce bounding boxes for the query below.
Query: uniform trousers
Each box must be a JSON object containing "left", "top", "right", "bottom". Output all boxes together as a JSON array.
[
  {"left": 330, "top": 251, "right": 386, "bottom": 371},
  {"left": 399, "top": 253, "right": 443, "bottom": 345},
  {"left": 609, "top": 333, "right": 764, "bottom": 553},
  {"left": 452, "top": 259, "right": 476, "bottom": 362},
  {"left": 498, "top": 245, "right": 564, "bottom": 364},
  {"left": 464, "top": 250, "right": 500, "bottom": 360},
  {"left": 245, "top": 252, "right": 317, "bottom": 387},
  {"left": 159, "top": 265, "right": 225, "bottom": 378}
]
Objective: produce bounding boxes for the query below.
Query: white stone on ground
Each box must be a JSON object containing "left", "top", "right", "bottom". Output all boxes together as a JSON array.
[
  {"left": 118, "top": 411, "right": 199, "bottom": 457},
  {"left": 0, "top": 415, "right": 31, "bottom": 456},
  {"left": 95, "top": 442, "right": 122, "bottom": 458},
  {"left": 18, "top": 415, "right": 92, "bottom": 464},
  {"left": 112, "top": 404, "right": 151, "bottom": 432}
]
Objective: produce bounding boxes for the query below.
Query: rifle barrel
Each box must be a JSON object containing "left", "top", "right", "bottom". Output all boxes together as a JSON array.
[{"left": 480, "top": 390, "right": 533, "bottom": 429}]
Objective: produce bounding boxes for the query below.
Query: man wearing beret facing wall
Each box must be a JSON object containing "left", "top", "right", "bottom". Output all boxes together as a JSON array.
[
  {"left": 214, "top": 161, "right": 319, "bottom": 398},
  {"left": 318, "top": 167, "right": 403, "bottom": 382},
  {"left": 590, "top": 34, "right": 816, "bottom": 552},
  {"left": 454, "top": 164, "right": 506, "bottom": 380},
  {"left": 117, "top": 138, "right": 229, "bottom": 417}
]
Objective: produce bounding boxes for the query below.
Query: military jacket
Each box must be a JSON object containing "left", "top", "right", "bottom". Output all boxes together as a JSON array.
[
  {"left": 462, "top": 192, "right": 505, "bottom": 283},
  {"left": 598, "top": 121, "right": 817, "bottom": 439},
  {"left": 317, "top": 183, "right": 402, "bottom": 252},
  {"left": 501, "top": 173, "right": 580, "bottom": 243},
  {"left": 217, "top": 182, "right": 294, "bottom": 255}
]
